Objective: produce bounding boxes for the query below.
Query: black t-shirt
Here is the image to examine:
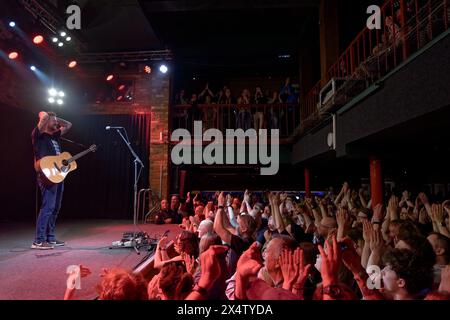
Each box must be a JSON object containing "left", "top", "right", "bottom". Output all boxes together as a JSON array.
[
  {"left": 155, "top": 209, "right": 181, "bottom": 224},
  {"left": 230, "top": 234, "right": 254, "bottom": 256},
  {"left": 31, "top": 127, "right": 62, "bottom": 160}
]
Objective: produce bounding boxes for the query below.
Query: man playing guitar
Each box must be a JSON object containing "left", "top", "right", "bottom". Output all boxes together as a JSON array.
[{"left": 31, "top": 111, "right": 72, "bottom": 249}]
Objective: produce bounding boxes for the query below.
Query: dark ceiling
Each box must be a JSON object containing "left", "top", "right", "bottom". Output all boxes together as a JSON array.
[
  {"left": 138, "top": 0, "right": 319, "bottom": 70},
  {"left": 49, "top": 0, "right": 320, "bottom": 74}
]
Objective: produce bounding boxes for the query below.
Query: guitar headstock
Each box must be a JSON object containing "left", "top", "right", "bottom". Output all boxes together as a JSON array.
[{"left": 89, "top": 144, "right": 98, "bottom": 152}]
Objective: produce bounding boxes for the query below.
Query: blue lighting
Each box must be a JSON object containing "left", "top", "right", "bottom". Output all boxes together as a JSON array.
[{"left": 9, "top": 21, "right": 16, "bottom": 27}]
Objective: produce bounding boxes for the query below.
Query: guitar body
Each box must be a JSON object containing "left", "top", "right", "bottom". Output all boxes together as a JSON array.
[{"left": 36, "top": 152, "right": 78, "bottom": 184}]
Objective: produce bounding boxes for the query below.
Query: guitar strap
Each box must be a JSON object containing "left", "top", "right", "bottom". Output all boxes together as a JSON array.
[{"left": 60, "top": 137, "right": 86, "bottom": 148}]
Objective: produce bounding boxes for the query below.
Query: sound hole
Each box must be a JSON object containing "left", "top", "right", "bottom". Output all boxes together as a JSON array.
[{"left": 62, "top": 159, "right": 69, "bottom": 166}]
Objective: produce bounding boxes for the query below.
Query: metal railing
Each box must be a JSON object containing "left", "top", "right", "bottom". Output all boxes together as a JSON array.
[
  {"left": 171, "top": 103, "right": 300, "bottom": 139},
  {"left": 137, "top": 189, "right": 162, "bottom": 223},
  {"left": 301, "top": 0, "right": 450, "bottom": 131}
]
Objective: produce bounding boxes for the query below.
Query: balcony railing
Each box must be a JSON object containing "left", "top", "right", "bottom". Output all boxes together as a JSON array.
[
  {"left": 171, "top": 103, "right": 300, "bottom": 139},
  {"left": 301, "top": 0, "right": 450, "bottom": 132}
]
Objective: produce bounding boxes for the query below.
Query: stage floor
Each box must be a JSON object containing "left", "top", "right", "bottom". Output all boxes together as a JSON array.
[{"left": 0, "top": 219, "right": 179, "bottom": 300}]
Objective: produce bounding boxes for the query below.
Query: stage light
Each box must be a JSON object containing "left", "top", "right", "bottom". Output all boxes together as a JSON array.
[
  {"left": 58, "top": 42, "right": 64, "bottom": 47},
  {"left": 33, "top": 35, "right": 44, "bottom": 44},
  {"left": 9, "top": 21, "right": 16, "bottom": 27},
  {"left": 116, "top": 95, "right": 123, "bottom": 101},
  {"left": 68, "top": 60, "right": 77, "bottom": 68},
  {"left": 58, "top": 91, "right": 65, "bottom": 97},
  {"left": 66, "top": 36, "right": 71, "bottom": 41},
  {"left": 144, "top": 65, "right": 151, "bottom": 74},
  {"left": 30, "top": 65, "right": 36, "bottom": 71},
  {"left": 106, "top": 74, "right": 114, "bottom": 81},
  {"left": 60, "top": 31, "right": 67, "bottom": 37},
  {"left": 8, "top": 52, "right": 19, "bottom": 60},
  {"left": 48, "top": 97, "right": 55, "bottom": 104},
  {"left": 48, "top": 88, "right": 57, "bottom": 96},
  {"left": 52, "top": 37, "right": 58, "bottom": 43},
  {"left": 118, "top": 84, "right": 125, "bottom": 91},
  {"left": 159, "top": 64, "right": 168, "bottom": 74},
  {"left": 57, "top": 99, "right": 63, "bottom": 105}
]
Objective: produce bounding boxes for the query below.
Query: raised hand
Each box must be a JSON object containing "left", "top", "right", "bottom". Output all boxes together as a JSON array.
[
  {"left": 218, "top": 191, "right": 225, "bottom": 207},
  {"left": 372, "top": 204, "right": 385, "bottom": 222},
  {"left": 318, "top": 234, "right": 341, "bottom": 287},
  {"left": 244, "top": 189, "right": 250, "bottom": 203},
  {"left": 236, "top": 242, "right": 263, "bottom": 278},
  {"left": 226, "top": 193, "right": 232, "bottom": 206},
  {"left": 431, "top": 203, "right": 444, "bottom": 223},
  {"left": 182, "top": 253, "right": 197, "bottom": 275},
  {"left": 362, "top": 219, "right": 373, "bottom": 243},
  {"left": 369, "top": 228, "right": 384, "bottom": 254},
  {"left": 293, "top": 247, "right": 312, "bottom": 289},
  {"left": 387, "top": 195, "right": 399, "bottom": 219},
  {"left": 279, "top": 249, "right": 298, "bottom": 290},
  {"left": 336, "top": 207, "right": 349, "bottom": 228},
  {"left": 157, "top": 235, "right": 169, "bottom": 250}
]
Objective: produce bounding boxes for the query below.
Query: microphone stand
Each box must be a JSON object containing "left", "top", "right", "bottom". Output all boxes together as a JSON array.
[{"left": 110, "top": 128, "right": 146, "bottom": 254}]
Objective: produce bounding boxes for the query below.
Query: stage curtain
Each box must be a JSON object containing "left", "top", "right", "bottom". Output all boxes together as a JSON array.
[{"left": 61, "top": 113, "right": 151, "bottom": 219}]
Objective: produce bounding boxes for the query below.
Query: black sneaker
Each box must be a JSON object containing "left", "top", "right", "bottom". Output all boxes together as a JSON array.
[
  {"left": 31, "top": 242, "right": 54, "bottom": 250},
  {"left": 48, "top": 240, "right": 65, "bottom": 247}
]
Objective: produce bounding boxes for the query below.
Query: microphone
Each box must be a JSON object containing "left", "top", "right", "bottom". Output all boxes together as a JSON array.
[{"left": 105, "top": 126, "right": 124, "bottom": 130}]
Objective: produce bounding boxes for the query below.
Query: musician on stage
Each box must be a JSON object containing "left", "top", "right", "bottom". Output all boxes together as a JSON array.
[{"left": 31, "top": 111, "right": 72, "bottom": 249}]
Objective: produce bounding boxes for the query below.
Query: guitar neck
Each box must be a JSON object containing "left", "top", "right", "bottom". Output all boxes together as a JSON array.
[{"left": 68, "top": 149, "right": 93, "bottom": 163}]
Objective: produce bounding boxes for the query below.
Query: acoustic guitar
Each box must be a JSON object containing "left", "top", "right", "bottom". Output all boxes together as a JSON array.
[{"left": 35, "top": 144, "right": 97, "bottom": 184}]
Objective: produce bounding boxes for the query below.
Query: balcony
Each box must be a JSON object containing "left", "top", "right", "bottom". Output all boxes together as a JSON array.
[{"left": 170, "top": 103, "right": 301, "bottom": 142}]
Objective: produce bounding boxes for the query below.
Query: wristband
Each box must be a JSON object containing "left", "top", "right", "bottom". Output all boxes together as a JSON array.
[
  {"left": 218, "top": 205, "right": 224, "bottom": 209},
  {"left": 193, "top": 285, "right": 208, "bottom": 296}
]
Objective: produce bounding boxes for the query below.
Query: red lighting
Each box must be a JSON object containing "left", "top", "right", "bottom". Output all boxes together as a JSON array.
[
  {"left": 68, "top": 60, "right": 77, "bottom": 68},
  {"left": 118, "top": 84, "right": 125, "bottom": 91},
  {"left": 106, "top": 74, "right": 114, "bottom": 81},
  {"left": 144, "top": 65, "right": 151, "bottom": 74},
  {"left": 116, "top": 95, "right": 123, "bottom": 101},
  {"left": 33, "top": 35, "right": 44, "bottom": 44},
  {"left": 8, "top": 52, "right": 19, "bottom": 60}
]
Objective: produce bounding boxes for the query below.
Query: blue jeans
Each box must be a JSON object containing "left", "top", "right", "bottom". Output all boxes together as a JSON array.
[{"left": 35, "top": 180, "right": 64, "bottom": 243}]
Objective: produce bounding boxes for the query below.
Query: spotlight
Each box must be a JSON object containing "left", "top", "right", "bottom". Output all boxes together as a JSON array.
[
  {"left": 48, "top": 97, "right": 55, "bottom": 104},
  {"left": 68, "top": 60, "right": 77, "bottom": 68},
  {"left": 52, "top": 37, "right": 58, "bottom": 43},
  {"left": 33, "top": 35, "right": 44, "bottom": 44},
  {"left": 30, "top": 65, "right": 36, "bottom": 71},
  {"left": 66, "top": 36, "right": 71, "bottom": 41},
  {"left": 57, "top": 99, "right": 63, "bottom": 105},
  {"left": 159, "top": 64, "right": 168, "bottom": 74},
  {"left": 58, "top": 91, "right": 65, "bottom": 97},
  {"left": 116, "top": 95, "right": 123, "bottom": 101},
  {"left": 144, "top": 65, "right": 151, "bottom": 74},
  {"left": 106, "top": 74, "right": 114, "bottom": 81},
  {"left": 60, "top": 31, "right": 67, "bottom": 37},
  {"left": 48, "top": 88, "right": 57, "bottom": 96},
  {"left": 118, "top": 84, "right": 125, "bottom": 91},
  {"left": 58, "top": 42, "right": 64, "bottom": 47},
  {"left": 9, "top": 21, "right": 16, "bottom": 27},
  {"left": 8, "top": 52, "right": 19, "bottom": 60}
]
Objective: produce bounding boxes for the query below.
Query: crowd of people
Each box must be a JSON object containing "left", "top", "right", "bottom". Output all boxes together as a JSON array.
[
  {"left": 172, "top": 78, "right": 299, "bottom": 132},
  {"left": 65, "top": 183, "right": 450, "bottom": 300}
]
